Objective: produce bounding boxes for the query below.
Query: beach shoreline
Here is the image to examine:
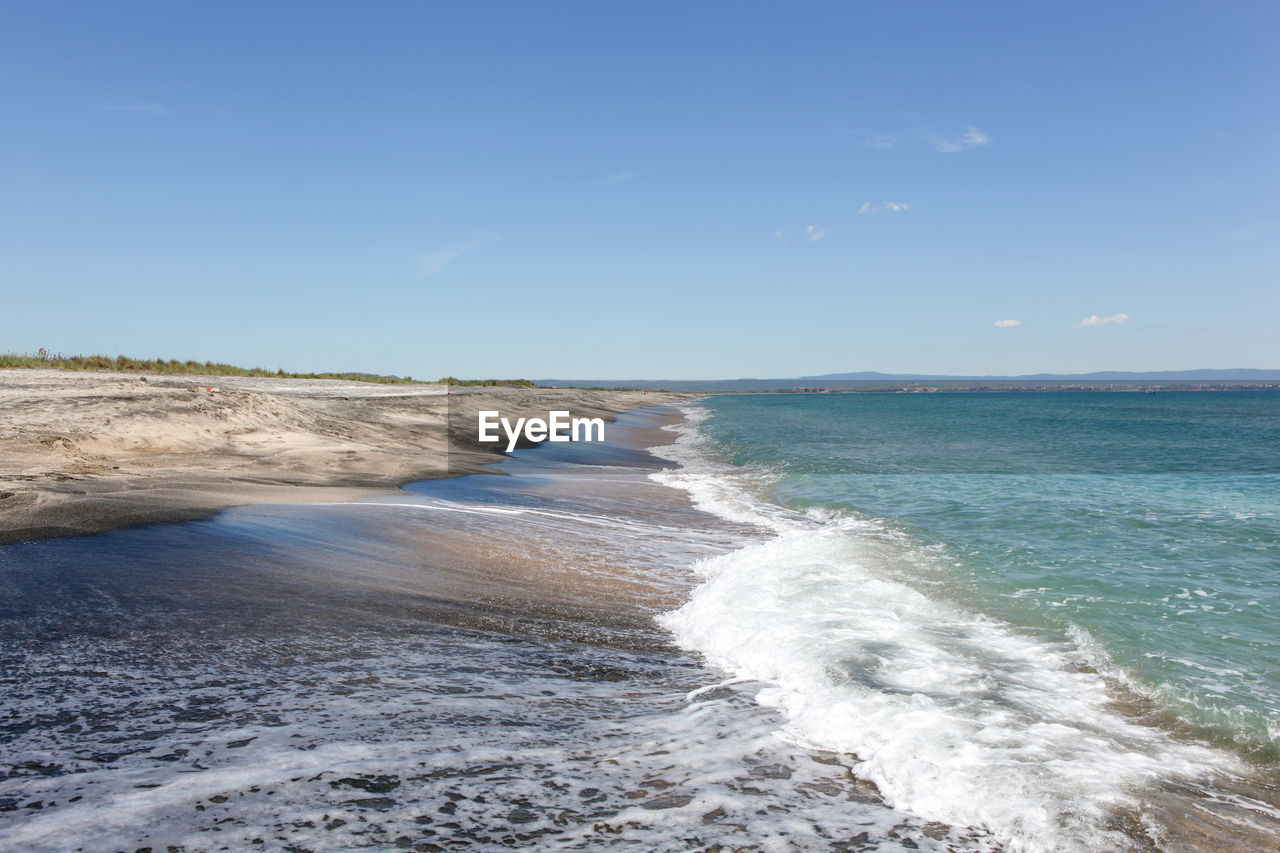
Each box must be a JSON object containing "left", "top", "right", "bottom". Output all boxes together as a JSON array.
[
  {"left": 0, "top": 369, "right": 680, "bottom": 544},
  {"left": 4, "top": 384, "right": 1278, "bottom": 850},
  {"left": 5, "top": 398, "right": 899, "bottom": 853}
]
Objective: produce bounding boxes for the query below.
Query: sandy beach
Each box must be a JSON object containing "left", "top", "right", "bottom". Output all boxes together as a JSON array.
[
  {"left": 0, "top": 369, "right": 675, "bottom": 544},
  {"left": 1, "top": 396, "right": 883, "bottom": 852},
  {"left": 3, "top": 377, "right": 1278, "bottom": 851}
]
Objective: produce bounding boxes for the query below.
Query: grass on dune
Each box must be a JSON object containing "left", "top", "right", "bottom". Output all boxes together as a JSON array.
[
  {"left": 0, "top": 351, "right": 427, "bottom": 384},
  {"left": 1, "top": 351, "right": 546, "bottom": 387}
]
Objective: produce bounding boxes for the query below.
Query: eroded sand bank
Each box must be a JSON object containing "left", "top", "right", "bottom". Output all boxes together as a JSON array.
[{"left": 0, "top": 369, "right": 675, "bottom": 543}]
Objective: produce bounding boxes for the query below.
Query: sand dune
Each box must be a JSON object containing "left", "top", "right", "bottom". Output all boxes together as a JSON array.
[{"left": 0, "top": 369, "right": 673, "bottom": 543}]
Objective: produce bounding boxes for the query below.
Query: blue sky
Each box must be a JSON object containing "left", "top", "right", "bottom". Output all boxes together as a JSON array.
[{"left": 1, "top": 1, "right": 1276, "bottom": 379}]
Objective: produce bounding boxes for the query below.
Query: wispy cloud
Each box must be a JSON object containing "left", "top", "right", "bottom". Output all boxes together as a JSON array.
[
  {"left": 602, "top": 171, "right": 635, "bottom": 184},
  {"left": 930, "top": 126, "right": 992, "bottom": 153},
  {"left": 417, "top": 233, "right": 498, "bottom": 278},
  {"left": 994, "top": 319, "right": 1022, "bottom": 328},
  {"left": 866, "top": 125, "right": 993, "bottom": 153},
  {"left": 1071, "top": 312, "right": 1131, "bottom": 328},
  {"left": 858, "top": 201, "right": 910, "bottom": 215},
  {"left": 98, "top": 102, "right": 167, "bottom": 116},
  {"left": 775, "top": 225, "right": 825, "bottom": 244}
]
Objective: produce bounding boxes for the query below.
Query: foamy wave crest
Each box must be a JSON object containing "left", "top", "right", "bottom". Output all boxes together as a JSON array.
[
  {"left": 650, "top": 405, "right": 802, "bottom": 532},
  {"left": 652, "top": 403, "right": 1242, "bottom": 852}
]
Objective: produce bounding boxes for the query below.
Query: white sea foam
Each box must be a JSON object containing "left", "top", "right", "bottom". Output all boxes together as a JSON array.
[
  {"left": 650, "top": 403, "right": 1246, "bottom": 852},
  {"left": 0, "top": 448, "right": 996, "bottom": 852},
  {"left": 0, "top": 625, "right": 988, "bottom": 852}
]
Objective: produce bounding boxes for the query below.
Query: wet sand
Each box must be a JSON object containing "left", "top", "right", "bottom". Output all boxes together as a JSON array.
[
  {"left": 3, "top": 386, "right": 1278, "bottom": 850},
  {"left": 2, "top": 407, "right": 972, "bottom": 852},
  {"left": 0, "top": 369, "right": 675, "bottom": 544}
]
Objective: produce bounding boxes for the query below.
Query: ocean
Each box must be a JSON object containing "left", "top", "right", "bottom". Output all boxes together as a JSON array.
[
  {"left": 2, "top": 395, "right": 1278, "bottom": 851},
  {"left": 655, "top": 390, "right": 1280, "bottom": 849}
]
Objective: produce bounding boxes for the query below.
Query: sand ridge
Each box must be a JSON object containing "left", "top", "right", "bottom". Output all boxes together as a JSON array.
[{"left": 0, "top": 369, "right": 676, "bottom": 543}]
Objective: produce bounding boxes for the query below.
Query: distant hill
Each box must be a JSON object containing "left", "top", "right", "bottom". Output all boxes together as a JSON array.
[
  {"left": 803, "top": 369, "right": 1280, "bottom": 381},
  {"left": 536, "top": 369, "right": 1280, "bottom": 392}
]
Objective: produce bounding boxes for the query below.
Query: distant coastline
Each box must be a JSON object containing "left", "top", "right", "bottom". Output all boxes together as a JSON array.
[{"left": 539, "top": 375, "right": 1280, "bottom": 394}]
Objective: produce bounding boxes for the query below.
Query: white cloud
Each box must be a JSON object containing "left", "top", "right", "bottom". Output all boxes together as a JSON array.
[
  {"left": 1071, "top": 313, "right": 1131, "bottom": 328},
  {"left": 602, "top": 171, "right": 635, "bottom": 183},
  {"left": 994, "top": 319, "right": 1022, "bottom": 328},
  {"left": 867, "top": 125, "right": 993, "bottom": 154},
  {"left": 773, "top": 230, "right": 789, "bottom": 245},
  {"left": 931, "top": 125, "right": 992, "bottom": 153},
  {"left": 417, "top": 233, "right": 498, "bottom": 278},
  {"left": 858, "top": 201, "right": 909, "bottom": 215},
  {"left": 98, "top": 102, "right": 167, "bottom": 116},
  {"left": 806, "top": 225, "right": 825, "bottom": 242}
]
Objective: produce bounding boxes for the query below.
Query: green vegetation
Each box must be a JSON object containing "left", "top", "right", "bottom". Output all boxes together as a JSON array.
[
  {"left": 1, "top": 350, "right": 427, "bottom": 384},
  {"left": 436, "top": 377, "right": 541, "bottom": 387},
  {"left": 1, "top": 351, "right": 558, "bottom": 387}
]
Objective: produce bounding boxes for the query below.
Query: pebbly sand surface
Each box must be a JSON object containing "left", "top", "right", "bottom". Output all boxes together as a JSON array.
[
  {"left": 0, "top": 369, "right": 676, "bottom": 544},
  {"left": 1, "top": 406, "right": 970, "bottom": 852}
]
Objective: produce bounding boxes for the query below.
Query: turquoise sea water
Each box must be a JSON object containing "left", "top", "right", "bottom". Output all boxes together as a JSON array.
[
  {"left": 682, "top": 391, "right": 1280, "bottom": 760},
  {"left": 650, "top": 390, "right": 1280, "bottom": 848}
]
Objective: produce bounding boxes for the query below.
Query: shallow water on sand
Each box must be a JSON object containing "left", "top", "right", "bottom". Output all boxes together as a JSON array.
[{"left": 0, "top": 408, "right": 995, "bottom": 852}]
